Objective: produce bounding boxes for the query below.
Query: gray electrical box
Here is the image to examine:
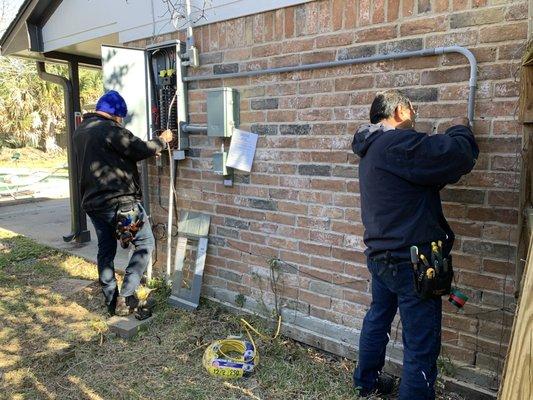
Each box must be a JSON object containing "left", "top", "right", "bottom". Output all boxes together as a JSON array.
[
  {"left": 207, "top": 88, "right": 239, "bottom": 137},
  {"left": 213, "top": 152, "right": 229, "bottom": 175}
]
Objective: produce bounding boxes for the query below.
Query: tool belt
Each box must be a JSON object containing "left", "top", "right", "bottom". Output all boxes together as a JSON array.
[
  {"left": 115, "top": 203, "right": 144, "bottom": 249},
  {"left": 411, "top": 243, "right": 453, "bottom": 299}
]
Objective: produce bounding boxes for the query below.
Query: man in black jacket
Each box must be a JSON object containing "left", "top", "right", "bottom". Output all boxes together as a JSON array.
[
  {"left": 352, "top": 90, "right": 479, "bottom": 399},
  {"left": 73, "top": 90, "right": 172, "bottom": 315}
]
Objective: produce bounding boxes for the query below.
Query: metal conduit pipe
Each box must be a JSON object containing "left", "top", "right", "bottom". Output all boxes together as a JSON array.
[
  {"left": 36, "top": 61, "right": 90, "bottom": 244},
  {"left": 184, "top": 46, "right": 477, "bottom": 124},
  {"left": 182, "top": 124, "right": 208, "bottom": 134}
]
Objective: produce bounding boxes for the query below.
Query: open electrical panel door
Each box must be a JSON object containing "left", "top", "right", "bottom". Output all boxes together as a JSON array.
[{"left": 101, "top": 41, "right": 188, "bottom": 152}]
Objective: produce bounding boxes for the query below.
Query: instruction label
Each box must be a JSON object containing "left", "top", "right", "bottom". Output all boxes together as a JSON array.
[{"left": 226, "top": 129, "right": 258, "bottom": 172}]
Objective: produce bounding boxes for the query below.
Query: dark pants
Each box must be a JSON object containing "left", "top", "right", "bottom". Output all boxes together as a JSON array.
[
  {"left": 87, "top": 204, "right": 154, "bottom": 305},
  {"left": 354, "top": 259, "right": 442, "bottom": 399}
]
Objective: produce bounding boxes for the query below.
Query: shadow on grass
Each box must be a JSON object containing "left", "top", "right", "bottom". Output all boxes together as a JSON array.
[{"left": 0, "top": 230, "right": 364, "bottom": 399}]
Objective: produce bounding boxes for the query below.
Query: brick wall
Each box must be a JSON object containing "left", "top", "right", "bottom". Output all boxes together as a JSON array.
[{"left": 130, "top": 0, "right": 528, "bottom": 390}]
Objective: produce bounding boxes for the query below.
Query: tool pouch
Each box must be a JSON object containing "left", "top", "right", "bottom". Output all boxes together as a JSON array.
[
  {"left": 115, "top": 204, "right": 145, "bottom": 249},
  {"left": 414, "top": 256, "right": 453, "bottom": 299}
]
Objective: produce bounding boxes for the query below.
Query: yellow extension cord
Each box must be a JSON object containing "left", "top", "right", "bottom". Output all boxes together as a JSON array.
[{"left": 202, "top": 315, "right": 282, "bottom": 379}]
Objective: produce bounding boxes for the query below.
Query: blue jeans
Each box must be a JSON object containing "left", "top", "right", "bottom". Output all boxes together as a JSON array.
[
  {"left": 354, "top": 259, "right": 442, "bottom": 399},
  {"left": 87, "top": 203, "right": 154, "bottom": 305}
]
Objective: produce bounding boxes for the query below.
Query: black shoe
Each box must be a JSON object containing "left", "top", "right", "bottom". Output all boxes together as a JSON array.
[
  {"left": 106, "top": 289, "right": 119, "bottom": 316},
  {"left": 375, "top": 373, "right": 395, "bottom": 395},
  {"left": 126, "top": 295, "right": 139, "bottom": 311},
  {"left": 357, "top": 373, "right": 396, "bottom": 397}
]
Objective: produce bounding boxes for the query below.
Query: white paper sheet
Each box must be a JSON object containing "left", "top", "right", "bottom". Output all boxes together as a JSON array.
[{"left": 226, "top": 129, "right": 259, "bottom": 172}]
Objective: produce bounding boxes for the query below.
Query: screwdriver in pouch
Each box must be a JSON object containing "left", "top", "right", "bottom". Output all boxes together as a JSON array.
[
  {"left": 410, "top": 246, "right": 419, "bottom": 272},
  {"left": 420, "top": 254, "right": 435, "bottom": 279}
]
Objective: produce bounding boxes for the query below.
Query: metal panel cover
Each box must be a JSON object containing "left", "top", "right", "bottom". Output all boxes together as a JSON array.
[{"left": 101, "top": 45, "right": 149, "bottom": 140}]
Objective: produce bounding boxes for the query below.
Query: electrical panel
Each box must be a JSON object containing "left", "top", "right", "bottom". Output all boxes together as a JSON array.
[
  {"left": 101, "top": 41, "right": 188, "bottom": 156},
  {"left": 207, "top": 88, "right": 239, "bottom": 137},
  {"left": 146, "top": 40, "right": 188, "bottom": 154}
]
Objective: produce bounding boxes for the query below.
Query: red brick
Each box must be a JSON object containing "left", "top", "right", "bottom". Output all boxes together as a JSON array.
[
  {"left": 494, "top": 81, "right": 519, "bottom": 98},
  {"left": 461, "top": 171, "right": 518, "bottom": 189},
  {"left": 467, "top": 207, "right": 518, "bottom": 224},
  {"left": 505, "top": 3, "right": 528, "bottom": 22},
  {"left": 282, "top": 38, "right": 315, "bottom": 53},
  {"left": 426, "top": 30, "right": 478, "bottom": 48},
  {"left": 345, "top": 0, "right": 357, "bottom": 29},
  {"left": 372, "top": 0, "right": 385, "bottom": 24},
  {"left": 452, "top": 253, "right": 482, "bottom": 272},
  {"left": 459, "top": 271, "right": 504, "bottom": 291},
  {"left": 332, "top": 0, "right": 344, "bottom": 30},
  {"left": 313, "top": 93, "right": 351, "bottom": 108},
  {"left": 488, "top": 191, "right": 519, "bottom": 208},
  {"left": 332, "top": 247, "right": 366, "bottom": 264},
  {"left": 498, "top": 42, "right": 525, "bottom": 60},
  {"left": 284, "top": 7, "right": 295, "bottom": 38},
  {"left": 280, "top": 250, "right": 309, "bottom": 265},
  {"left": 316, "top": 32, "right": 353, "bottom": 48},
  {"left": 252, "top": 43, "right": 279, "bottom": 58},
  {"left": 434, "top": 0, "right": 448, "bottom": 12},
  {"left": 274, "top": 9, "right": 284, "bottom": 41},
  {"left": 400, "top": 16, "right": 446, "bottom": 36},
  {"left": 356, "top": 25, "right": 397, "bottom": 42},
  {"left": 480, "top": 22, "right": 528, "bottom": 43},
  {"left": 310, "top": 231, "right": 344, "bottom": 247},
  {"left": 475, "top": 100, "right": 520, "bottom": 118},
  {"left": 483, "top": 259, "right": 514, "bottom": 275},
  {"left": 267, "top": 110, "right": 297, "bottom": 122},
  {"left": 459, "top": 333, "right": 507, "bottom": 355},
  {"left": 449, "top": 220, "right": 482, "bottom": 237},
  {"left": 299, "top": 241, "right": 331, "bottom": 257},
  {"left": 301, "top": 50, "right": 336, "bottom": 65},
  {"left": 300, "top": 289, "right": 332, "bottom": 309},
  {"left": 277, "top": 201, "right": 308, "bottom": 215},
  {"left": 483, "top": 224, "right": 517, "bottom": 242},
  {"left": 331, "top": 221, "right": 364, "bottom": 236},
  {"left": 402, "top": 0, "right": 415, "bottom": 18},
  {"left": 387, "top": 0, "right": 400, "bottom": 21},
  {"left": 452, "top": 0, "right": 469, "bottom": 11},
  {"left": 253, "top": 14, "right": 264, "bottom": 43},
  {"left": 334, "top": 76, "right": 374, "bottom": 91},
  {"left": 263, "top": 11, "right": 274, "bottom": 42}
]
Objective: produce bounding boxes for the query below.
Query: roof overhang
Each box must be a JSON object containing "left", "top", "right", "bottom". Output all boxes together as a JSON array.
[{"left": 0, "top": 0, "right": 103, "bottom": 67}]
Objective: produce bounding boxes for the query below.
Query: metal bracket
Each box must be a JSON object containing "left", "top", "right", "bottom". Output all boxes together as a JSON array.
[{"left": 168, "top": 236, "right": 208, "bottom": 310}]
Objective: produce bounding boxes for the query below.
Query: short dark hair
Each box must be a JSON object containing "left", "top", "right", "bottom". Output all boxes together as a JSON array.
[{"left": 369, "top": 90, "right": 411, "bottom": 124}]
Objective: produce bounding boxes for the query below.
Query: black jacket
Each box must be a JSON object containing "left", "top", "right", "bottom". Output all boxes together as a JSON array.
[
  {"left": 352, "top": 123, "right": 479, "bottom": 259},
  {"left": 73, "top": 113, "right": 165, "bottom": 211}
]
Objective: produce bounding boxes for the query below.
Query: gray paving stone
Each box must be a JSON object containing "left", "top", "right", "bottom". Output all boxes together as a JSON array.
[{"left": 108, "top": 315, "right": 154, "bottom": 339}]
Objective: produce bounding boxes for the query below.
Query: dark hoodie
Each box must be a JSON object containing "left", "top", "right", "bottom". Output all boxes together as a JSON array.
[
  {"left": 73, "top": 113, "right": 166, "bottom": 212},
  {"left": 352, "top": 123, "right": 479, "bottom": 259}
]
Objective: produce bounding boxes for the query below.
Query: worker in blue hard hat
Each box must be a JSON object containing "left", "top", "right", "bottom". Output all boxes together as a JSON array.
[
  {"left": 73, "top": 90, "right": 173, "bottom": 316},
  {"left": 352, "top": 90, "right": 478, "bottom": 399}
]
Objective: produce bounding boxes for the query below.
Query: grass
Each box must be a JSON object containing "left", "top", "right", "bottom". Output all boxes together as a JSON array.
[
  {"left": 0, "top": 147, "right": 67, "bottom": 171},
  {"left": 0, "top": 228, "right": 465, "bottom": 400}
]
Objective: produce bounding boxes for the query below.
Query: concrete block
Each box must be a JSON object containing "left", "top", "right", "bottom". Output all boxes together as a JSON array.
[
  {"left": 108, "top": 315, "right": 153, "bottom": 339},
  {"left": 51, "top": 278, "right": 93, "bottom": 296}
]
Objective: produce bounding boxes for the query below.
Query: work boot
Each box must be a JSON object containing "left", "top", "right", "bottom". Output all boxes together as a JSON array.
[
  {"left": 115, "top": 296, "right": 131, "bottom": 316},
  {"left": 106, "top": 288, "right": 119, "bottom": 316},
  {"left": 374, "top": 373, "right": 396, "bottom": 395},
  {"left": 126, "top": 295, "right": 139, "bottom": 312},
  {"left": 357, "top": 373, "right": 396, "bottom": 397}
]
